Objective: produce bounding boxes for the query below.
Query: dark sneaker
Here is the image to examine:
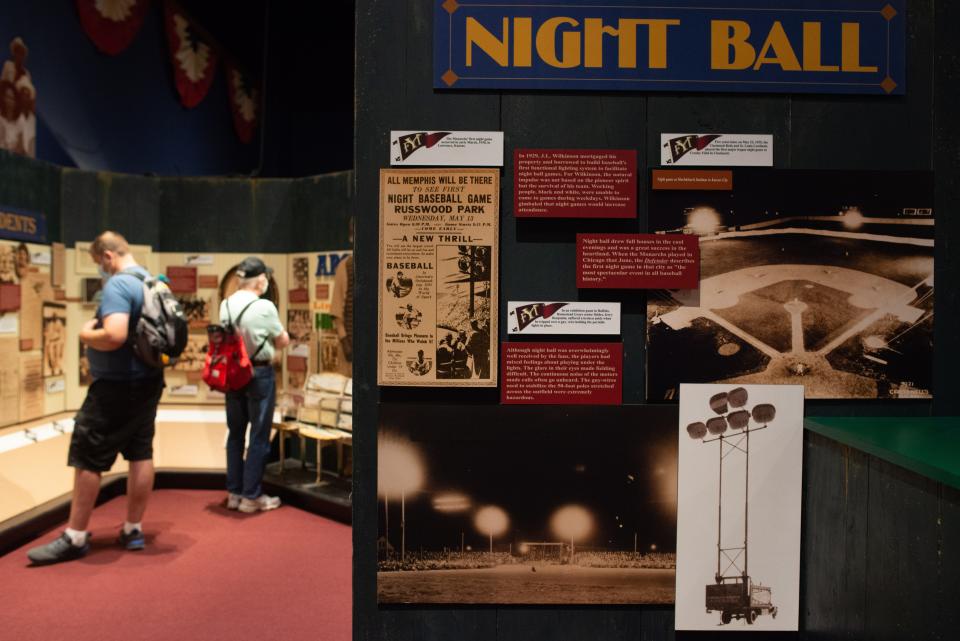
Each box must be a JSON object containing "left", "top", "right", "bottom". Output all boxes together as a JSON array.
[
  {"left": 117, "top": 528, "right": 145, "bottom": 551},
  {"left": 27, "top": 532, "right": 89, "bottom": 565}
]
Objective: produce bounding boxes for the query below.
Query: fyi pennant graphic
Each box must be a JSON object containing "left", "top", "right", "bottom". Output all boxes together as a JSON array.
[
  {"left": 665, "top": 135, "right": 721, "bottom": 164},
  {"left": 394, "top": 132, "right": 452, "bottom": 161},
  {"left": 512, "top": 303, "right": 568, "bottom": 332},
  {"left": 390, "top": 131, "right": 504, "bottom": 166}
]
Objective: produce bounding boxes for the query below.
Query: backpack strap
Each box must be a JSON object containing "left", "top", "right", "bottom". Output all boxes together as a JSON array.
[{"left": 227, "top": 297, "right": 271, "bottom": 362}]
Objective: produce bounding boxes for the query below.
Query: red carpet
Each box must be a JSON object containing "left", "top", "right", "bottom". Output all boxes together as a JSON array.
[{"left": 0, "top": 490, "right": 351, "bottom": 641}]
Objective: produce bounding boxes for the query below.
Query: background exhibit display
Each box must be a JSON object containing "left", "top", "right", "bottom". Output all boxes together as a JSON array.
[
  {"left": 646, "top": 169, "right": 934, "bottom": 400},
  {"left": 377, "top": 168, "right": 499, "bottom": 387},
  {"left": 676, "top": 384, "right": 803, "bottom": 631},
  {"left": 377, "top": 404, "right": 678, "bottom": 605}
]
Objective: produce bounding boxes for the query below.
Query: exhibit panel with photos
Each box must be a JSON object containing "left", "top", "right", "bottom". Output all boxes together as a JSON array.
[
  {"left": 645, "top": 170, "right": 934, "bottom": 401},
  {"left": 676, "top": 384, "right": 804, "bottom": 630},
  {"left": 377, "top": 404, "right": 678, "bottom": 605}
]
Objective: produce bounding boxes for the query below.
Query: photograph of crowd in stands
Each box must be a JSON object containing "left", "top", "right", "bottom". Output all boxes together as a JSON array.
[
  {"left": 377, "top": 404, "right": 678, "bottom": 604},
  {"left": 435, "top": 245, "right": 491, "bottom": 379},
  {"left": 647, "top": 170, "right": 934, "bottom": 400}
]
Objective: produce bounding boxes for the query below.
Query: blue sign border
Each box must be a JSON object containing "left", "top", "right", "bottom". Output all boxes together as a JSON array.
[
  {"left": 0, "top": 204, "right": 47, "bottom": 243},
  {"left": 434, "top": 0, "right": 905, "bottom": 95}
]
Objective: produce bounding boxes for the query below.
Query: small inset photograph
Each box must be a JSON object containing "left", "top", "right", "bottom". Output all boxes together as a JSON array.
[
  {"left": 395, "top": 303, "right": 422, "bottom": 330},
  {"left": 405, "top": 349, "right": 432, "bottom": 376},
  {"left": 385, "top": 270, "right": 413, "bottom": 298}
]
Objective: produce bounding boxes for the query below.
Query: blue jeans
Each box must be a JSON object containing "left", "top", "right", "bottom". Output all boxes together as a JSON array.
[{"left": 225, "top": 366, "right": 276, "bottom": 499}]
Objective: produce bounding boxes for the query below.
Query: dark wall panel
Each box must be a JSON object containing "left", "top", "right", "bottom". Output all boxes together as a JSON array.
[
  {"left": 60, "top": 169, "right": 161, "bottom": 247},
  {"left": 0, "top": 150, "right": 61, "bottom": 243}
]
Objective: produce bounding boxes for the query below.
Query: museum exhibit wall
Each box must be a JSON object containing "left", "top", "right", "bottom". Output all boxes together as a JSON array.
[{"left": 353, "top": 0, "right": 960, "bottom": 639}]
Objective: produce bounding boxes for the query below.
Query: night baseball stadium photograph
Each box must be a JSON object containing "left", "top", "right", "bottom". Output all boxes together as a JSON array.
[
  {"left": 647, "top": 170, "right": 934, "bottom": 400},
  {"left": 377, "top": 405, "right": 678, "bottom": 604}
]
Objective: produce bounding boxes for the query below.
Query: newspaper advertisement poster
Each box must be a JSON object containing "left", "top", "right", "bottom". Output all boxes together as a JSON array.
[{"left": 378, "top": 168, "right": 499, "bottom": 387}]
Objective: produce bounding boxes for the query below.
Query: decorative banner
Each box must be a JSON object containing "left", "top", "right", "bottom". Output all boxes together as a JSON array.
[
  {"left": 501, "top": 342, "right": 622, "bottom": 404},
  {"left": 225, "top": 60, "right": 259, "bottom": 144},
  {"left": 434, "top": 0, "right": 906, "bottom": 95},
  {"left": 0, "top": 206, "right": 46, "bottom": 243},
  {"left": 75, "top": 0, "right": 152, "bottom": 55},
  {"left": 508, "top": 301, "right": 620, "bottom": 335},
  {"left": 377, "top": 403, "right": 677, "bottom": 604},
  {"left": 378, "top": 168, "right": 499, "bottom": 387},
  {"left": 676, "top": 384, "right": 803, "bottom": 631},
  {"left": 164, "top": 0, "right": 218, "bottom": 108},
  {"left": 646, "top": 169, "right": 934, "bottom": 401},
  {"left": 661, "top": 133, "right": 773, "bottom": 166},
  {"left": 577, "top": 233, "right": 699, "bottom": 289},
  {"left": 514, "top": 149, "right": 637, "bottom": 218},
  {"left": 390, "top": 131, "right": 504, "bottom": 166}
]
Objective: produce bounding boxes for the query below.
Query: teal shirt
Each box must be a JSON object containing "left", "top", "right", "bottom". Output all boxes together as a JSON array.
[{"left": 219, "top": 291, "right": 284, "bottom": 362}]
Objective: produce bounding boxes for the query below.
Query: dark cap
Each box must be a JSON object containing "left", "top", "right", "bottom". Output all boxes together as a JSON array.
[{"left": 236, "top": 257, "right": 273, "bottom": 278}]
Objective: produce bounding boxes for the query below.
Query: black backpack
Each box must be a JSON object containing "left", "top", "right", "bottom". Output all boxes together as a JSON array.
[{"left": 118, "top": 270, "right": 189, "bottom": 368}]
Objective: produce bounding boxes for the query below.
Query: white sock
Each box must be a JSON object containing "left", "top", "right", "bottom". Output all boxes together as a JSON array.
[
  {"left": 64, "top": 527, "right": 88, "bottom": 547},
  {"left": 123, "top": 521, "right": 141, "bottom": 535}
]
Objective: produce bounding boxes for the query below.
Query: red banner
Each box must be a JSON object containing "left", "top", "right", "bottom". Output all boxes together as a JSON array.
[
  {"left": 225, "top": 60, "right": 259, "bottom": 144},
  {"left": 75, "top": 0, "right": 152, "bottom": 56},
  {"left": 577, "top": 233, "right": 699, "bottom": 289},
  {"left": 163, "top": 0, "right": 218, "bottom": 108},
  {"left": 501, "top": 342, "right": 622, "bottom": 405}
]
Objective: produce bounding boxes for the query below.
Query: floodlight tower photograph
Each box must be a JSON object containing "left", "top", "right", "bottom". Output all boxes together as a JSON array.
[{"left": 686, "top": 386, "right": 779, "bottom": 625}]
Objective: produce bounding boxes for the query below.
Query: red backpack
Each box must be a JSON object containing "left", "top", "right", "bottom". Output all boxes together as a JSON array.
[{"left": 202, "top": 299, "right": 268, "bottom": 392}]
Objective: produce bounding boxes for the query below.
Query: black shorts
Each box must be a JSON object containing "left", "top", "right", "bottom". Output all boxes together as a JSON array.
[{"left": 68, "top": 376, "right": 165, "bottom": 472}]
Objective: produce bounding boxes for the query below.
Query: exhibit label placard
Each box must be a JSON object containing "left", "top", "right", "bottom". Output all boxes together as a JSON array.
[
  {"left": 378, "top": 168, "right": 498, "bottom": 387},
  {"left": 514, "top": 149, "right": 636, "bottom": 218},
  {"left": 501, "top": 342, "right": 622, "bottom": 404},
  {"left": 508, "top": 301, "right": 620, "bottom": 335},
  {"left": 577, "top": 234, "right": 699, "bottom": 289},
  {"left": 661, "top": 133, "right": 773, "bottom": 166},
  {"left": 653, "top": 169, "right": 733, "bottom": 190},
  {"left": 165, "top": 266, "right": 197, "bottom": 293},
  {"left": 391, "top": 131, "right": 504, "bottom": 166},
  {"left": 434, "top": 0, "right": 906, "bottom": 95}
]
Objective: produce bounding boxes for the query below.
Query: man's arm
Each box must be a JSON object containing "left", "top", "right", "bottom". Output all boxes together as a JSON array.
[
  {"left": 80, "top": 314, "right": 129, "bottom": 351},
  {"left": 273, "top": 330, "right": 290, "bottom": 349}
]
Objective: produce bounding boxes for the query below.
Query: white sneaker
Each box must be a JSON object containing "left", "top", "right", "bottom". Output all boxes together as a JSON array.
[
  {"left": 226, "top": 493, "right": 242, "bottom": 510},
  {"left": 238, "top": 495, "right": 281, "bottom": 513}
]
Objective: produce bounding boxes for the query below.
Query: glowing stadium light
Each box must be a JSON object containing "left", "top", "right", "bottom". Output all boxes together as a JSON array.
[
  {"left": 378, "top": 435, "right": 425, "bottom": 564},
  {"left": 432, "top": 493, "right": 471, "bottom": 513},
  {"left": 687, "top": 421, "right": 708, "bottom": 440},
  {"left": 518, "top": 542, "right": 530, "bottom": 555},
  {"left": 475, "top": 505, "right": 509, "bottom": 553},
  {"left": 551, "top": 504, "right": 594, "bottom": 559},
  {"left": 706, "top": 416, "right": 728, "bottom": 435},
  {"left": 842, "top": 207, "right": 865, "bottom": 230},
  {"left": 728, "top": 387, "right": 748, "bottom": 408},
  {"left": 686, "top": 206, "right": 723, "bottom": 235},
  {"left": 709, "top": 392, "right": 729, "bottom": 415},
  {"left": 728, "top": 410, "right": 750, "bottom": 431},
  {"left": 752, "top": 404, "right": 776, "bottom": 425}
]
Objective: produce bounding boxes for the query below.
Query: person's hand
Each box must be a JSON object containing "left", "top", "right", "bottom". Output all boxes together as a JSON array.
[{"left": 82, "top": 318, "right": 97, "bottom": 333}]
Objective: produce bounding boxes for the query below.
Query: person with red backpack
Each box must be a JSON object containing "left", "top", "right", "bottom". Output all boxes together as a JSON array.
[{"left": 218, "top": 257, "right": 289, "bottom": 513}]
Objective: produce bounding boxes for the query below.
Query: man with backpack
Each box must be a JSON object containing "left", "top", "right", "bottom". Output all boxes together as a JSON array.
[
  {"left": 219, "top": 257, "right": 289, "bottom": 513},
  {"left": 28, "top": 231, "right": 169, "bottom": 564}
]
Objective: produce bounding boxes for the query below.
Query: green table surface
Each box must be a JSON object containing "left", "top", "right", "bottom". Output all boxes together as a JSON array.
[{"left": 804, "top": 416, "right": 960, "bottom": 490}]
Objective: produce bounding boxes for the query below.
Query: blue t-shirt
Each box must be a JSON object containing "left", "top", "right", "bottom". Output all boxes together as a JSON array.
[{"left": 87, "top": 266, "right": 159, "bottom": 381}]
